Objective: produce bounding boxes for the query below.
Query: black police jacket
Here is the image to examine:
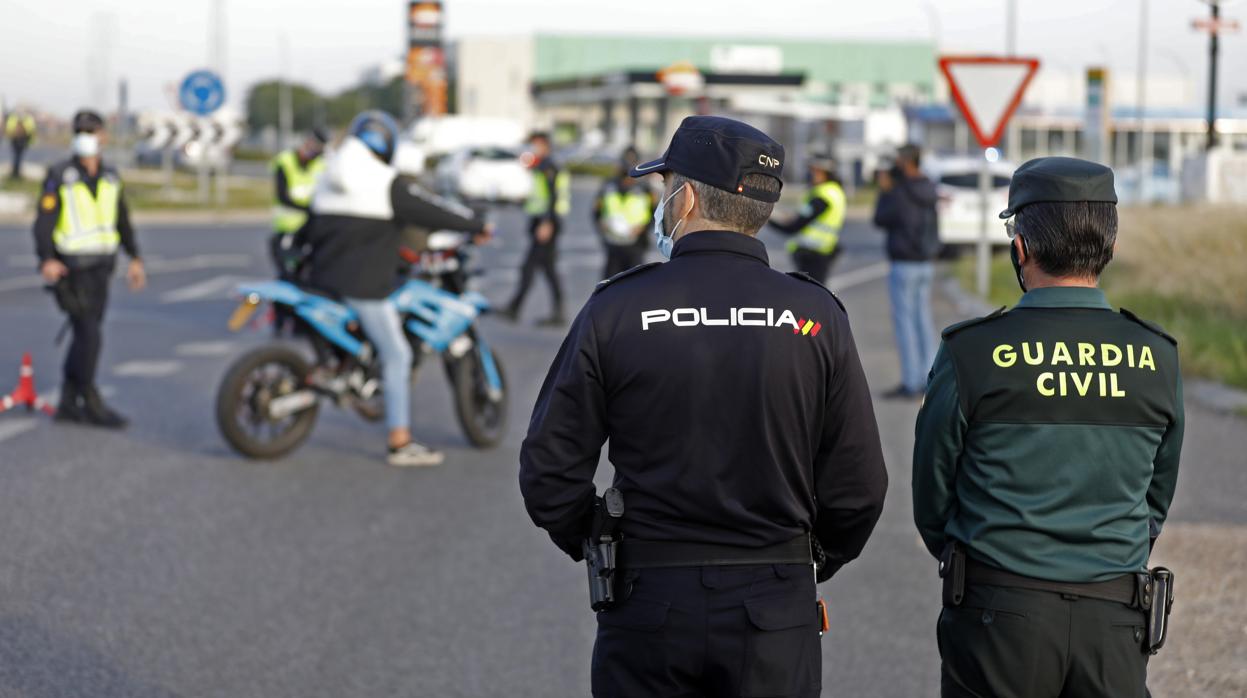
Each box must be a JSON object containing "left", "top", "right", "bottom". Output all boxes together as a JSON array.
[{"left": 519, "top": 231, "right": 888, "bottom": 578}]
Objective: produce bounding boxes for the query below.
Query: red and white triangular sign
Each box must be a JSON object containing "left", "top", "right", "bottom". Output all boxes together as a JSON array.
[{"left": 939, "top": 56, "right": 1040, "bottom": 148}]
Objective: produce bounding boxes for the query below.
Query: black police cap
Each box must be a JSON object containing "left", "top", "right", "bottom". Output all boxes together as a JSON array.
[
  {"left": 999, "top": 156, "right": 1117, "bottom": 219},
  {"left": 629, "top": 115, "right": 784, "bottom": 203},
  {"left": 72, "top": 109, "right": 105, "bottom": 133}
]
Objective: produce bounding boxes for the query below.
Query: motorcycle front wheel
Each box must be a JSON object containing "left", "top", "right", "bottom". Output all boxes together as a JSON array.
[{"left": 215, "top": 345, "right": 320, "bottom": 459}]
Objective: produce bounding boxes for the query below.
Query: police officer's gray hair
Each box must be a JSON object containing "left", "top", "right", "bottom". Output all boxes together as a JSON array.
[
  {"left": 671, "top": 173, "right": 778, "bottom": 235},
  {"left": 1015, "top": 202, "right": 1117, "bottom": 279}
]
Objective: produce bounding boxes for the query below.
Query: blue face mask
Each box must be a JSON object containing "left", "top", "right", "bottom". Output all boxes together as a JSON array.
[{"left": 652, "top": 186, "right": 691, "bottom": 260}]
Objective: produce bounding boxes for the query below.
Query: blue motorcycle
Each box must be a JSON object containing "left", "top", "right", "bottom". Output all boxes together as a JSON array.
[{"left": 215, "top": 233, "right": 507, "bottom": 459}]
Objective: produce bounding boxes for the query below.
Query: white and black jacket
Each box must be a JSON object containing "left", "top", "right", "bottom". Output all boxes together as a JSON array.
[{"left": 301, "top": 137, "right": 485, "bottom": 299}]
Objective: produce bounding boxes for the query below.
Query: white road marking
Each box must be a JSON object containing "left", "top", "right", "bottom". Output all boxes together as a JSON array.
[
  {"left": 0, "top": 254, "right": 255, "bottom": 297},
  {"left": 0, "top": 418, "right": 38, "bottom": 444},
  {"left": 160, "top": 275, "right": 246, "bottom": 304},
  {"left": 0, "top": 275, "right": 44, "bottom": 293},
  {"left": 112, "top": 360, "right": 184, "bottom": 377},
  {"left": 829, "top": 262, "right": 890, "bottom": 292},
  {"left": 145, "top": 254, "right": 252, "bottom": 274},
  {"left": 175, "top": 340, "right": 236, "bottom": 357}
]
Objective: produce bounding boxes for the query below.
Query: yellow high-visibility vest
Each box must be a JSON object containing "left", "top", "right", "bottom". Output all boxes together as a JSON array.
[
  {"left": 270, "top": 150, "right": 325, "bottom": 234},
  {"left": 788, "top": 181, "right": 846, "bottom": 255},
  {"left": 4, "top": 113, "right": 35, "bottom": 141},
  {"left": 525, "top": 166, "right": 571, "bottom": 217},
  {"left": 599, "top": 187, "right": 652, "bottom": 244},
  {"left": 53, "top": 169, "right": 121, "bottom": 256}
]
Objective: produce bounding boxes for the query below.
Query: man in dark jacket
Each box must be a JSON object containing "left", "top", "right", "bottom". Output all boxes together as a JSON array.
[
  {"left": 873, "top": 144, "right": 940, "bottom": 398},
  {"left": 301, "top": 111, "right": 490, "bottom": 466}
]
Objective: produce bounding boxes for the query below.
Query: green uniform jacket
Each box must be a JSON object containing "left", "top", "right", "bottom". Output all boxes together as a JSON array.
[{"left": 913, "top": 287, "right": 1184, "bottom": 583}]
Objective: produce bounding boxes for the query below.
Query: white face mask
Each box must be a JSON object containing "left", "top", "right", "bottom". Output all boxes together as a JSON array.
[
  {"left": 652, "top": 185, "right": 692, "bottom": 259},
  {"left": 72, "top": 133, "right": 100, "bottom": 158}
]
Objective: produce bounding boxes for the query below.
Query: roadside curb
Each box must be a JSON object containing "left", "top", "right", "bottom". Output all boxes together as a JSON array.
[{"left": 939, "top": 275, "right": 1247, "bottom": 418}]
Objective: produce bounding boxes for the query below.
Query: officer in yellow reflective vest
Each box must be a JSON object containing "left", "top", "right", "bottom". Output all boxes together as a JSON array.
[
  {"left": 268, "top": 129, "right": 327, "bottom": 335},
  {"left": 769, "top": 154, "right": 847, "bottom": 284},
  {"left": 592, "top": 147, "right": 655, "bottom": 279},
  {"left": 5, "top": 109, "right": 36, "bottom": 180},
  {"left": 504, "top": 131, "right": 571, "bottom": 326},
  {"left": 33, "top": 109, "right": 145, "bottom": 428}
]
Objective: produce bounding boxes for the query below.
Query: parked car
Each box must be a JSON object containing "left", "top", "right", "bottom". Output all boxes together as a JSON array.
[
  {"left": 434, "top": 147, "right": 531, "bottom": 204},
  {"left": 925, "top": 157, "right": 1016, "bottom": 250}
]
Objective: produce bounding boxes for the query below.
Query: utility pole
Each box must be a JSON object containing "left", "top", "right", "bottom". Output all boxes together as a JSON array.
[
  {"left": 1137, "top": 0, "right": 1151, "bottom": 200},
  {"left": 279, "top": 34, "right": 293, "bottom": 151},
  {"left": 1006, "top": 0, "right": 1017, "bottom": 55},
  {"left": 1206, "top": 0, "right": 1220, "bottom": 150}
]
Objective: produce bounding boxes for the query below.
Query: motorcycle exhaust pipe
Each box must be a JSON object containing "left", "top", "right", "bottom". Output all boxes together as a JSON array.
[{"left": 268, "top": 390, "right": 318, "bottom": 420}]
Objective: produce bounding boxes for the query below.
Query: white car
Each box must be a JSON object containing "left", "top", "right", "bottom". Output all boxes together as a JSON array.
[
  {"left": 434, "top": 147, "right": 532, "bottom": 204},
  {"left": 926, "top": 157, "right": 1016, "bottom": 248}
]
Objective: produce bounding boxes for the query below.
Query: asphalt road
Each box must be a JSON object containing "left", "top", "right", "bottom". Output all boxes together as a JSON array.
[{"left": 0, "top": 184, "right": 1243, "bottom": 697}]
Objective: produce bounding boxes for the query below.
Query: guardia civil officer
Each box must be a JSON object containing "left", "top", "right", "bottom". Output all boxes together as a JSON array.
[
  {"left": 34, "top": 109, "right": 146, "bottom": 428},
  {"left": 520, "top": 116, "right": 888, "bottom": 698},
  {"left": 769, "top": 152, "right": 847, "bottom": 284},
  {"left": 913, "top": 157, "right": 1184, "bottom": 697}
]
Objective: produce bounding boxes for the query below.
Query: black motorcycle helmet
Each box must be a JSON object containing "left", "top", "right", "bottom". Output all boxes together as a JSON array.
[{"left": 347, "top": 110, "right": 400, "bottom": 164}]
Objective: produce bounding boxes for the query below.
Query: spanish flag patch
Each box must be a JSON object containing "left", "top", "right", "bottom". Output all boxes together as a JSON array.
[{"left": 40, "top": 193, "right": 57, "bottom": 212}]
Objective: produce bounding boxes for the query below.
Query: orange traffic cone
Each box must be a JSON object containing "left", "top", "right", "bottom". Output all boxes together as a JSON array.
[{"left": 0, "top": 353, "right": 56, "bottom": 416}]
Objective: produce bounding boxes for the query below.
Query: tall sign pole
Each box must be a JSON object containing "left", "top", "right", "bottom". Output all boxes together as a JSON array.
[
  {"left": 406, "top": 1, "right": 447, "bottom": 124},
  {"left": 1193, "top": 1, "right": 1242, "bottom": 151}
]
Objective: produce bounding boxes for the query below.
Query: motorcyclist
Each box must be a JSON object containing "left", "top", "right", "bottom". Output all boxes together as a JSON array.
[{"left": 298, "top": 111, "right": 491, "bottom": 466}]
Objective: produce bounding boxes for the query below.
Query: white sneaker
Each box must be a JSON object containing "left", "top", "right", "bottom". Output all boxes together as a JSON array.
[{"left": 387, "top": 441, "right": 445, "bottom": 467}]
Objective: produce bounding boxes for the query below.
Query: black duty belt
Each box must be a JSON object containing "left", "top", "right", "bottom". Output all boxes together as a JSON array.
[
  {"left": 621, "top": 536, "right": 812, "bottom": 569},
  {"left": 965, "top": 558, "right": 1138, "bottom": 607}
]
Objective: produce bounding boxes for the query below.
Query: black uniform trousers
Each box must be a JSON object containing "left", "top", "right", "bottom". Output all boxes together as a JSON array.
[
  {"left": 509, "top": 217, "right": 564, "bottom": 313},
  {"left": 938, "top": 584, "right": 1150, "bottom": 698},
  {"left": 268, "top": 233, "right": 299, "bottom": 335},
  {"left": 56, "top": 262, "right": 113, "bottom": 388},
  {"left": 790, "top": 249, "right": 837, "bottom": 286},
  {"left": 9, "top": 137, "right": 30, "bottom": 179},
  {"left": 602, "top": 240, "right": 647, "bottom": 280},
  {"left": 593, "top": 564, "right": 822, "bottom": 698}
]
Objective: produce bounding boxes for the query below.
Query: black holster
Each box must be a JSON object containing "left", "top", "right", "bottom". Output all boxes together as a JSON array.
[
  {"left": 939, "top": 541, "right": 966, "bottom": 607},
  {"left": 583, "top": 488, "right": 625, "bottom": 612},
  {"left": 1136, "top": 567, "right": 1175, "bottom": 655},
  {"left": 583, "top": 537, "right": 621, "bottom": 612}
]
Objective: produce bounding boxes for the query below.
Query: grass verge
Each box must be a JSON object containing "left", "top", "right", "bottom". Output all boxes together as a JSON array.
[{"left": 953, "top": 205, "right": 1247, "bottom": 390}]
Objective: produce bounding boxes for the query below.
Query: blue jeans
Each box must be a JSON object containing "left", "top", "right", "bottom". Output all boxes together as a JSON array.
[
  {"left": 346, "top": 298, "right": 413, "bottom": 431},
  {"left": 888, "top": 261, "right": 937, "bottom": 392}
]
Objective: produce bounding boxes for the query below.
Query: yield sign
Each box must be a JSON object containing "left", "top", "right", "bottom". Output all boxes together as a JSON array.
[{"left": 939, "top": 56, "right": 1040, "bottom": 148}]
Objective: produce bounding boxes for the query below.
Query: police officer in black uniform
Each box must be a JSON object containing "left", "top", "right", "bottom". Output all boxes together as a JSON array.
[
  {"left": 34, "top": 109, "right": 145, "bottom": 428},
  {"left": 520, "top": 116, "right": 889, "bottom": 698},
  {"left": 913, "top": 157, "right": 1184, "bottom": 697}
]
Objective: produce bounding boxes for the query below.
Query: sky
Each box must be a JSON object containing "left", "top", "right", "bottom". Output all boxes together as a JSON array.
[{"left": 1, "top": 0, "right": 1244, "bottom": 116}]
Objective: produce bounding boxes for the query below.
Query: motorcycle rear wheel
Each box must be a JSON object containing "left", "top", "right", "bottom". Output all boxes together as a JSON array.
[{"left": 447, "top": 347, "right": 508, "bottom": 449}]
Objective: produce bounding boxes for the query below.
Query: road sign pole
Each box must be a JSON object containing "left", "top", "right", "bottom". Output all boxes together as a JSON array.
[{"left": 977, "top": 153, "right": 992, "bottom": 298}]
